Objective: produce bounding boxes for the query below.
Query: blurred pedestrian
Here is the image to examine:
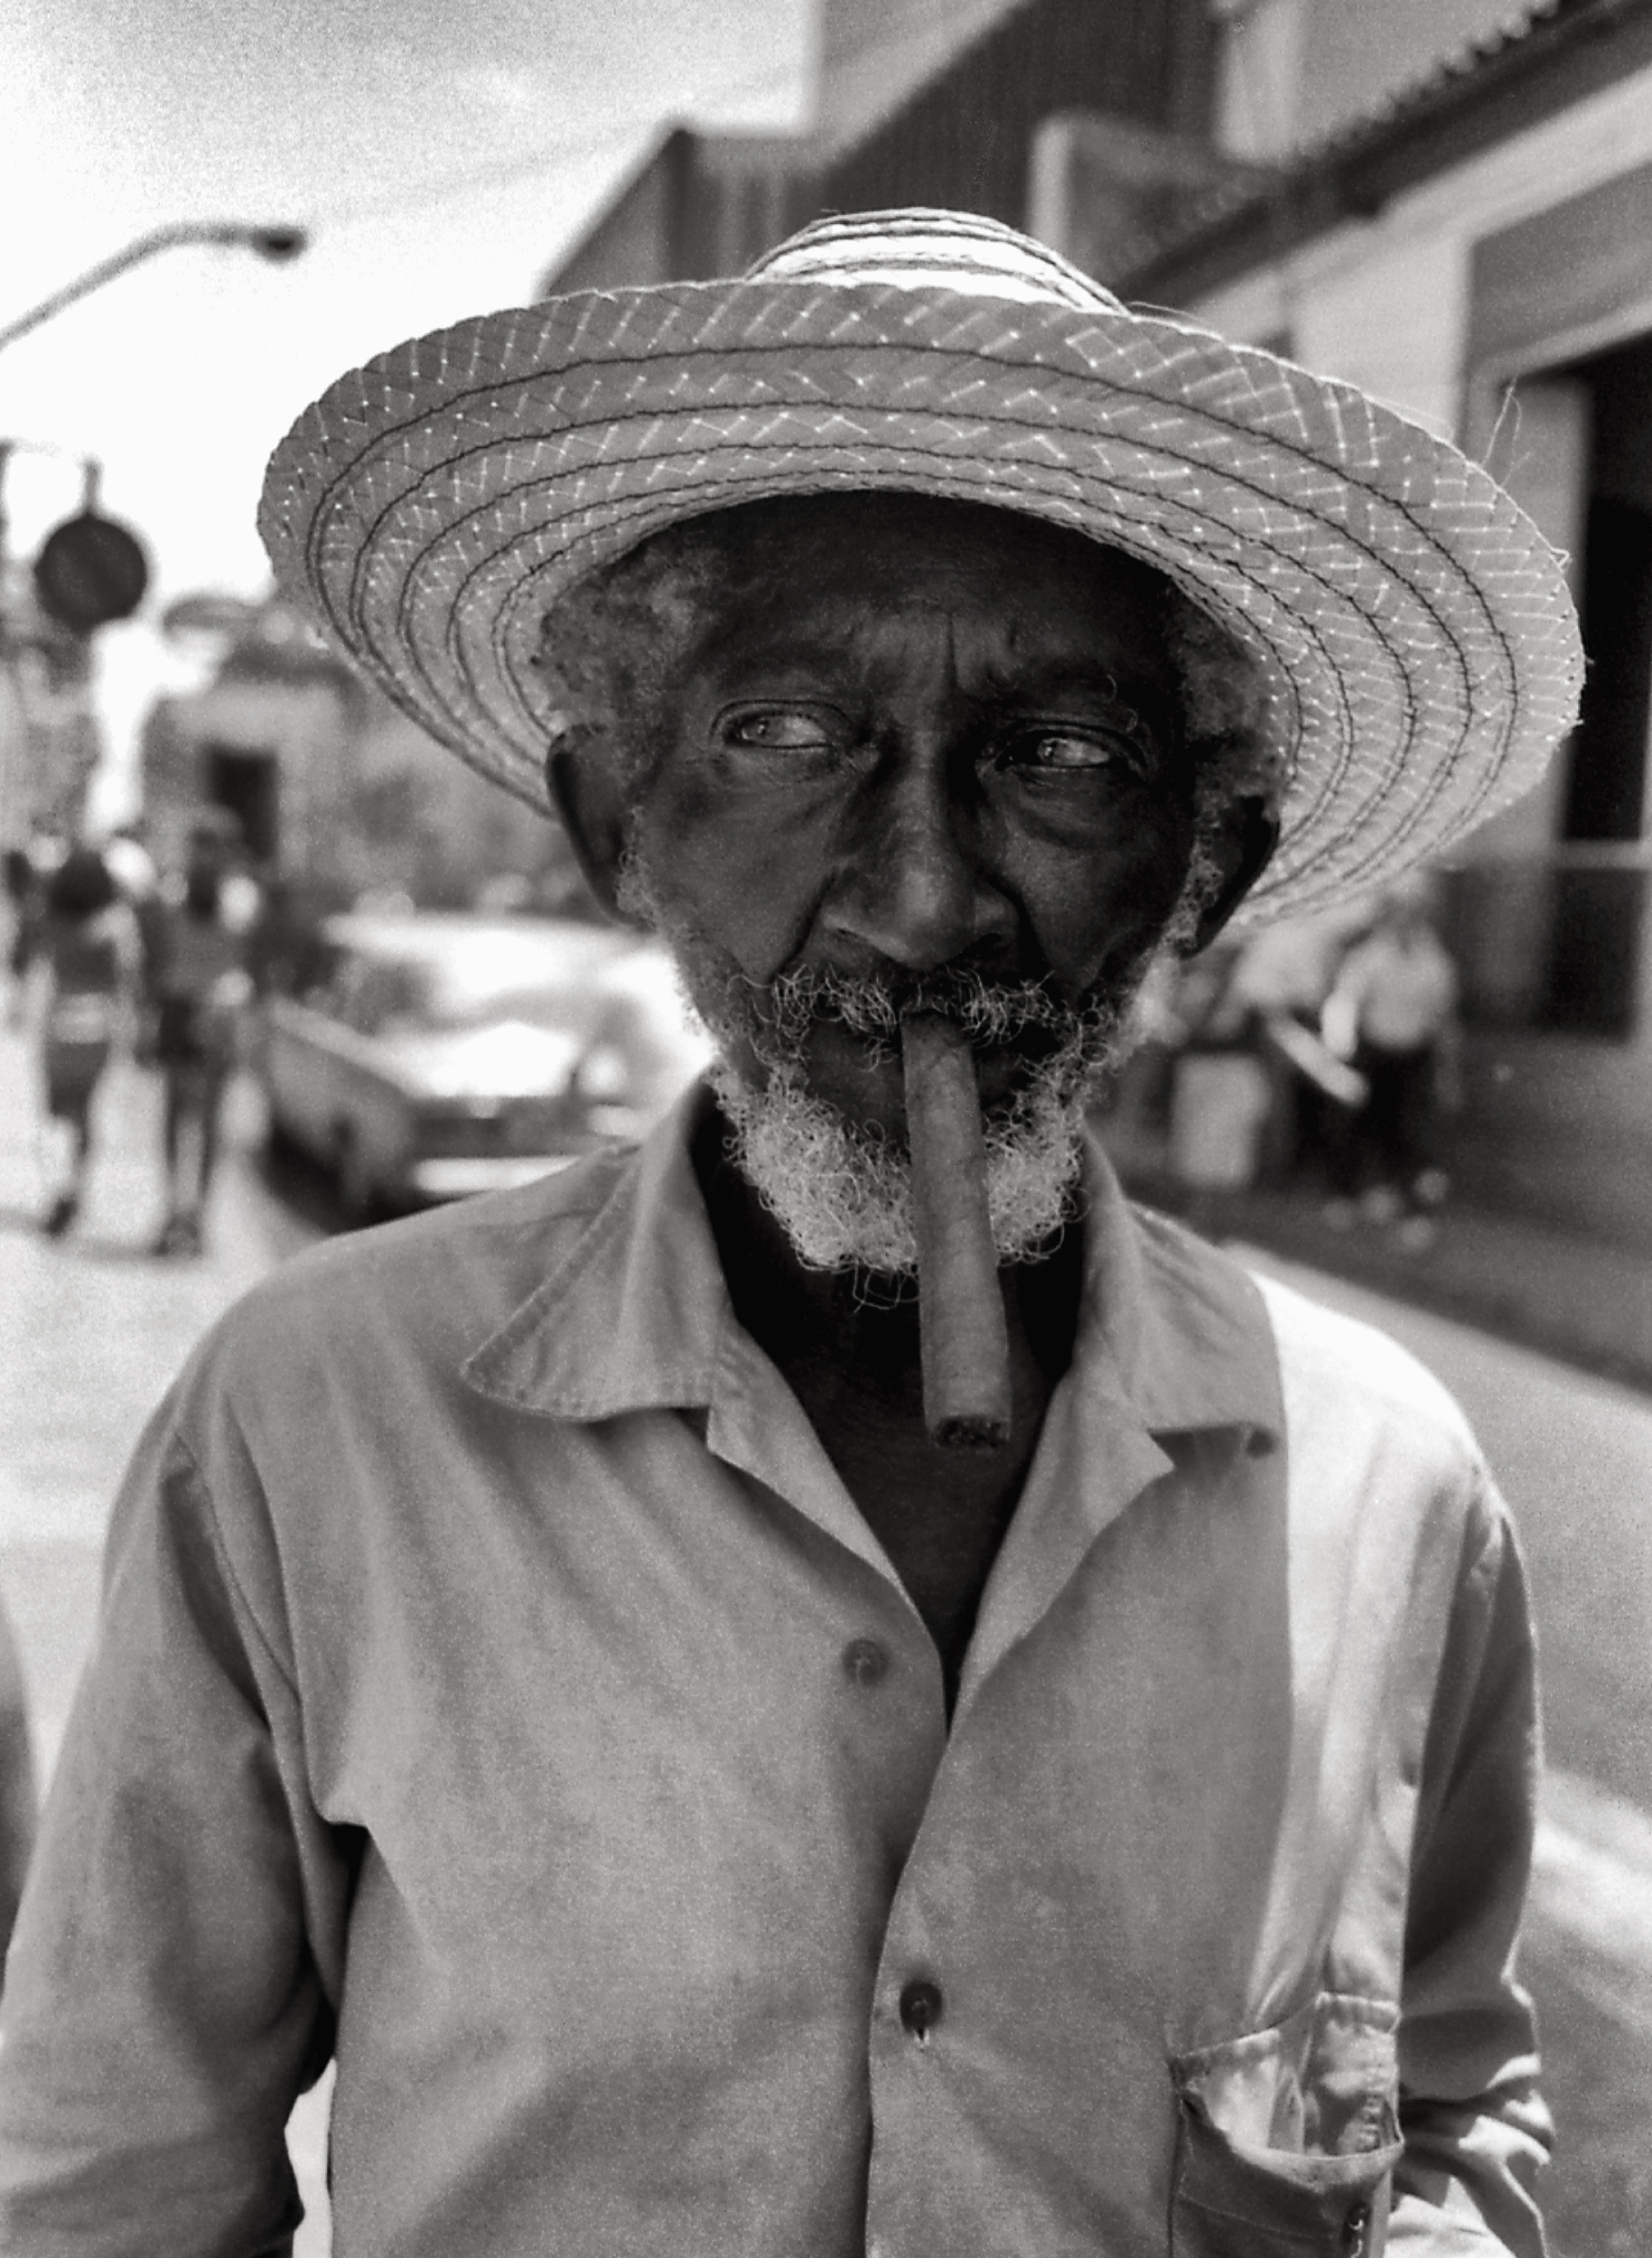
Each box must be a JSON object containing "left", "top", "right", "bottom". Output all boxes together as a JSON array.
[
  {"left": 32, "top": 844, "right": 140, "bottom": 1237},
  {"left": 2, "top": 847, "right": 39, "bottom": 1028},
  {"left": 1162, "top": 937, "right": 1275, "bottom": 1199},
  {"left": 146, "top": 818, "right": 255, "bottom": 1256},
  {"left": 1321, "top": 877, "right": 1461, "bottom": 1239},
  {"left": 0, "top": 1593, "right": 36, "bottom": 1967},
  {"left": 99, "top": 821, "right": 158, "bottom": 913}
]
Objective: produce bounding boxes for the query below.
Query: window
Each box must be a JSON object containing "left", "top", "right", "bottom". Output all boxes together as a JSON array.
[{"left": 1211, "top": 0, "right": 1307, "bottom": 161}]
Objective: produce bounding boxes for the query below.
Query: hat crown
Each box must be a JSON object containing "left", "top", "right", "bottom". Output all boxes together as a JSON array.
[{"left": 744, "top": 207, "right": 1127, "bottom": 316}]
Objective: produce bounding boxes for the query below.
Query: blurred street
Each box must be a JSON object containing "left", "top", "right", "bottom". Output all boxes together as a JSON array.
[
  {"left": 0, "top": 1021, "right": 1648, "bottom": 2255},
  {"left": 0, "top": 1024, "right": 334, "bottom": 2247}
]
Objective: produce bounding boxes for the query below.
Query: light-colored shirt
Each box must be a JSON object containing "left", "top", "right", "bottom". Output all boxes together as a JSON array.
[
  {"left": 0, "top": 1090, "right": 1547, "bottom": 2257},
  {"left": 1228, "top": 912, "right": 1358, "bottom": 1019},
  {"left": 1326, "top": 926, "right": 1460, "bottom": 1054}
]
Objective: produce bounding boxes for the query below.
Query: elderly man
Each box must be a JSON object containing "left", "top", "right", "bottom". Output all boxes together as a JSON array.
[{"left": 0, "top": 213, "right": 1580, "bottom": 2257}]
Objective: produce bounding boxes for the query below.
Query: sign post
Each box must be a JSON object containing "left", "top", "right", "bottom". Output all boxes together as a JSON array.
[{"left": 32, "top": 509, "right": 150, "bottom": 632}]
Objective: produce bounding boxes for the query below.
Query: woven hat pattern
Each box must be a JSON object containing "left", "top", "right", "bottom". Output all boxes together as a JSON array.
[{"left": 260, "top": 210, "right": 1582, "bottom": 924}]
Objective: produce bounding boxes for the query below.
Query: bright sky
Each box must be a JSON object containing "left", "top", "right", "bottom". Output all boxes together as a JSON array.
[
  {"left": 0, "top": 0, "right": 812, "bottom": 816},
  {"left": 1, "top": 0, "right": 813, "bottom": 599}
]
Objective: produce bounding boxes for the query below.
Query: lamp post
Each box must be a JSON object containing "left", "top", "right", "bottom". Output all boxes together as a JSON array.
[
  {"left": 0, "top": 221, "right": 306, "bottom": 354},
  {"left": 0, "top": 222, "right": 305, "bottom": 838},
  {"left": 0, "top": 214, "right": 306, "bottom": 587}
]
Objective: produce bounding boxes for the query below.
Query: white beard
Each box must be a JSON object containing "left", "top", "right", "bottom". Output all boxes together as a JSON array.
[
  {"left": 707, "top": 1052, "right": 1085, "bottom": 1276},
  {"left": 622, "top": 849, "right": 1150, "bottom": 1278},
  {"left": 708, "top": 982, "right": 1152, "bottom": 1276}
]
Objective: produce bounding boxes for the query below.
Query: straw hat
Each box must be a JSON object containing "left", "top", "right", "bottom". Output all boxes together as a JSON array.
[{"left": 259, "top": 207, "right": 1582, "bottom": 924}]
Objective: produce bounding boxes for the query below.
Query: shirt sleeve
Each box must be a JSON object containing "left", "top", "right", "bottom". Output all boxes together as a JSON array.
[
  {"left": 1388, "top": 1479, "right": 1552, "bottom": 2256},
  {"left": 0, "top": 1388, "right": 346, "bottom": 2257}
]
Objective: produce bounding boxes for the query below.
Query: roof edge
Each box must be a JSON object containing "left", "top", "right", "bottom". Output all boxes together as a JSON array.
[{"left": 1115, "top": 0, "right": 1652, "bottom": 307}]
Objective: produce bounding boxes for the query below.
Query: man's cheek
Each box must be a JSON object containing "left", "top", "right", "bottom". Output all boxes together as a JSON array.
[
  {"left": 1019, "top": 839, "right": 1193, "bottom": 994},
  {"left": 677, "top": 847, "right": 824, "bottom": 983}
]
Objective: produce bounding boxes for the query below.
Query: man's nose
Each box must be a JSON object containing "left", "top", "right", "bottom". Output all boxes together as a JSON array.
[{"left": 822, "top": 756, "right": 1013, "bottom": 971}]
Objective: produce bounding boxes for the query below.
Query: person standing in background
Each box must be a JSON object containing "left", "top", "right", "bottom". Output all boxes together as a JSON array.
[
  {"left": 0, "top": 1596, "right": 35, "bottom": 1967},
  {"left": 32, "top": 844, "right": 140, "bottom": 1237},
  {"left": 146, "top": 817, "right": 255, "bottom": 1256},
  {"left": 1321, "top": 878, "right": 1462, "bottom": 1241},
  {"left": 0, "top": 208, "right": 1580, "bottom": 2257},
  {"left": 100, "top": 822, "right": 159, "bottom": 919}
]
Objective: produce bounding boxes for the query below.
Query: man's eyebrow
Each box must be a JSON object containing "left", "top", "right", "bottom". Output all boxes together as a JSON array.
[
  {"left": 974, "top": 654, "right": 1168, "bottom": 713},
  {"left": 694, "top": 629, "right": 863, "bottom": 681}
]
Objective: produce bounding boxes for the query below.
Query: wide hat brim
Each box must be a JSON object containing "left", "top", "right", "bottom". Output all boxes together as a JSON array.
[{"left": 259, "top": 214, "right": 1582, "bottom": 926}]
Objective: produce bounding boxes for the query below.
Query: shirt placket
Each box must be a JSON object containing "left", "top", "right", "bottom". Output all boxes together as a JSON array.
[{"left": 859, "top": 1368, "right": 1179, "bottom": 2258}]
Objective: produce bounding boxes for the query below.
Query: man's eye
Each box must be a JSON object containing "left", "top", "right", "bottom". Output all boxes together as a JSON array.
[
  {"left": 723, "top": 709, "right": 837, "bottom": 752},
  {"left": 1006, "top": 730, "right": 1140, "bottom": 774}
]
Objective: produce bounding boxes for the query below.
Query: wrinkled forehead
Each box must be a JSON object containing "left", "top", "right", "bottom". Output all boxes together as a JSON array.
[
  {"left": 662, "top": 490, "right": 1173, "bottom": 605},
  {"left": 615, "top": 493, "right": 1183, "bottom": 695}
]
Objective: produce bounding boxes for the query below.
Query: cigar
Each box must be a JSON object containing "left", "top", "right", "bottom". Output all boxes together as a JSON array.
[{"left": 901, "top": 1011, "right": 1013, "bottom": 1451}]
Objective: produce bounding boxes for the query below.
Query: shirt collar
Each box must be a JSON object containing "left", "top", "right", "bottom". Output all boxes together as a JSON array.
[
  {"left": 1078, "top": 1150, "right": 1283, "bottom": 1448},
  {"left": 462, "top": 1080, "right": 1283, "bottom": 1449},
  {"left": 462, "top": 1084, "right": 733, "bottom": 1420}
]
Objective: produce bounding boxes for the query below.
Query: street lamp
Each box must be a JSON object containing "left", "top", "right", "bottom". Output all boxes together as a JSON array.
[{"left": 0, "top": 221, "right": 308, "bottom": 353}]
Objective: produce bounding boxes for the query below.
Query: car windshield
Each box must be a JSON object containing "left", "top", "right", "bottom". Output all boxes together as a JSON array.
[{"left": 326, "top": 924, "right": 636, "bottom": 1040}]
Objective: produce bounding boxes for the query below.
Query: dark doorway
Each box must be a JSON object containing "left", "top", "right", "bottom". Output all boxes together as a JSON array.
[
  {"left": 1550, "top": 336, "right": 1652, "bottom": 1035},
  {"left": 1567, "top": 517, "right": 1652, "bottom": 843},
  {"left": 201, "top": 744, "right": 280, "bottom": 867}
]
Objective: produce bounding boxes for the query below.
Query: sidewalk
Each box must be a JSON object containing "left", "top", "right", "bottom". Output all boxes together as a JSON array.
[
  {"left": 0, "top": 1020, "right": 301, "bottom": 1751},
  {"left": 1123, "top": 1168, "right": 1652, "bottom": 1396},
  {"left": 0, "top": 1017, "right": 333, "bottom": 2248}
]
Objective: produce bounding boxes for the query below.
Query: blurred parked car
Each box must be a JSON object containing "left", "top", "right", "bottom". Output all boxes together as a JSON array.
[{"left": 260, "top": 912, "right": 713, "bottom": 1214}]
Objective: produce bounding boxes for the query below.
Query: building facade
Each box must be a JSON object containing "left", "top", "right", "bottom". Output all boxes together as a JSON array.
[
  {"left": 142, "top": 602, "right": 575, "bottom": 915},
  {"left": 541, "top": 0, "right": 1224, "bottom": 298},
  {"left": 1111, "top": 0, "right": 1652, "bottom": 1246},
  {"left": 814, "top": 0, "right": 1026, "bottom": 150},
  {"left": 546, "top": 130, "right": 820, "bottom": 294}
]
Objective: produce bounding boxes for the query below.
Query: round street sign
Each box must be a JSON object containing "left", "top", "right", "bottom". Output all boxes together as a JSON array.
[{"left": 33, "top": 511, "right": 150, "bottom": 630}]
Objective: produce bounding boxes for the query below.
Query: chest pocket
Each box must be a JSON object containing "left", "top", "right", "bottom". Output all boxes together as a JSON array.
[{"left": 1169, "top": 1992, "right": 1401, "bottom": 2257}]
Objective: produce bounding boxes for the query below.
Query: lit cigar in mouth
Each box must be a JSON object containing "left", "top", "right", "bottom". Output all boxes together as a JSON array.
[{"left": 901, "top": 1011, "right": 1013, "bottom": 1451}]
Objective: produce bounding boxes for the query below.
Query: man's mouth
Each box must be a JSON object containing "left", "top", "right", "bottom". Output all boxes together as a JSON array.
[
  {"left": 704, "top": 970, "right": 1105, "bottom": 1278},
  {"left": 671, "top": 940, "right": 1115, "bottom": 1142},
  {"left": 798, "top": 1012, "right": 1034, "bottom": 1129}
]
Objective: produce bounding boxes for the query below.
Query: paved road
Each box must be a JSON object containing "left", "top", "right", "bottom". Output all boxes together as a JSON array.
[{"left": 0, "top": 1028, "right": 1647, "bottom": 2253}]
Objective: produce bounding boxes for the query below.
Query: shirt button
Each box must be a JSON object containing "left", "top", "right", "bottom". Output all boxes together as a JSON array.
[
  {"left": 842, "top": 1636, "right": 890, "bottom": 1686},
  {"left": 898, "top": 1976, "right": 943, "bottom": 2041},
  {"left": 1342, "top": 2201, "right": 1370, "bottom": 2253}
]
